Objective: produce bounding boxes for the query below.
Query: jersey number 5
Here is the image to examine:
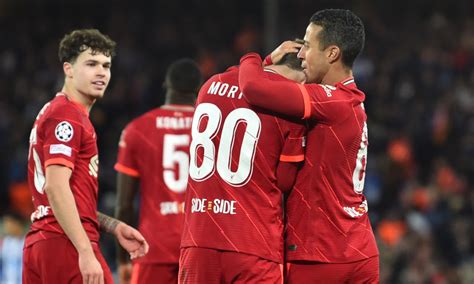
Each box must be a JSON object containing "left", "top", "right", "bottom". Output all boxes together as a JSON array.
[
  {"left": 189, "top": 103, "right": 261, "bottom": 187},
  {"left": 163, "top": 134, "right": 190, "bottom": 193}
]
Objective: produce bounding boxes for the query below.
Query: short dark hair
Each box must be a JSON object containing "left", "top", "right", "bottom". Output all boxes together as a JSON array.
[
  {"left": 166, "top": 58, "right": 203, "bottom": 93},
  {"left": 310, "top": 9, "right": 365, "bottom": 68},
  {"left": 58, "top": 29, "right": 116, "bottom": 63},
  {"left": 275, "top": 39, "right": 304, "bottom": 71}
]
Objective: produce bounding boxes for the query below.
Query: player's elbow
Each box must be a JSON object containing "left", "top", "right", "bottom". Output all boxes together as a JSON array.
[
  {"left": 240, "top": 80, "right": 261, "bottom": 104},
  {"left": 43, "top": 185, "right": 52, "bottom": 195},
  {"left": 43, "top": 182, "right": 62, "bottom": 196}
]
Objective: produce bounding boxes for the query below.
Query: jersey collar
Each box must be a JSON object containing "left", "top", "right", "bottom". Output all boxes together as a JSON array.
[
  {"left": 340, "top": 77, "right": 356, "bottom": 87},
  {"left": 263, "top": 68, "right": 278, "bottom": 74},
  {"left": 161, "top": 104, "right": 195, "bottom": 111}
]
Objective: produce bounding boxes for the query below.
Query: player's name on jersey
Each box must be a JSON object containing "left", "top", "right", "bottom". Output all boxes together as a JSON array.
[
  {"left": 191, "top": 198, "right": 237, "bottom": 215},
  {"left": 207, "top": 81, "right": 243, "bottom": 100},
  {"left": 156, "top": 116, "right": 192, "bottom": 129}
]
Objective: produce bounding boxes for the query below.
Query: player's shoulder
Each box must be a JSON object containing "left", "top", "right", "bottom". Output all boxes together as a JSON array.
[
  {"left": 264, "top": 68, "right": 290, "bottom": 82},
  {"left": 306, "top": 78, "right": 364, "bottom": 101},
  {"left": 44, "top": 94, "right": 86, "bottom": 122},
  {"left": 305, "top": 83, "right": 338, "bottom": 96},
  {"left": 197, "top": 68, "right": 240, "bottom": 104},
  {"left": 216, "top": 66, "right": 239, "bottom": 82}
]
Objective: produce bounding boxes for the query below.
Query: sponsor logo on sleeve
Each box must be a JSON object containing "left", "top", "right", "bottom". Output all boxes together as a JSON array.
[
  {"left": 55, "top": 121, "right": 74, "bottom": 142},
  {"left": 50, "top": 144, "right": 72, "bottom": 156}
]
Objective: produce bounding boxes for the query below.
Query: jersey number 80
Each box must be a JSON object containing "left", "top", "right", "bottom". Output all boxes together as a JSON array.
[{"left": 189, "top": 103, "right": 261, "bottom": 187}]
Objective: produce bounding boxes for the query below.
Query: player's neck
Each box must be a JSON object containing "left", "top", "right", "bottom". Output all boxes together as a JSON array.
[
  {"left": 322, "top": 64, "right": 353, "bottom": 86},
  {"left": 61, "top": 84, "right": 95, "bottom": 113},
  {"left": 165, "top": 92, "right": 195, "bottom": 106}
]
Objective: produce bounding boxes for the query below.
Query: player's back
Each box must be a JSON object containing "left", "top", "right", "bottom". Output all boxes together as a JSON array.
[
  {"left": 181, "top": 67, "right": 305, "bottom": 263},
  {"left": 115, "top": 105, "right": 194, "bottom": 264}
]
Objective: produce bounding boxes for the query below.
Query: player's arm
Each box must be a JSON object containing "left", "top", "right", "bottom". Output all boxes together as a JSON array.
[
  {"left": 239, "top": 53, "right": 308, "bottom": 119},
  {"left": 114, "top": 172, "right": 139, "bottom": 283},
  {"left": 113, "top": 127, "right": 142, "bottom": 260},
  {"left": 115, "top": 173, "right": 138, "bottom": 262},
  {"left": 97, "top": 211, "right": 148, "bottom": 260},
  {"left": 44, "top": 164, "right": 104, "bottom": 284},
  {"left": 276, "top": 161, "right": 301, "bottom": 192},
  {"left": 276, "top": 121, "right": 306, "bottom": 192}
]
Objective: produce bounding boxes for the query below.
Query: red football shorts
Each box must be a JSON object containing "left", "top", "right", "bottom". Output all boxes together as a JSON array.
[
  {"left": 286, "top": 255, "right": 379, "bottom": 284},
  {"left": 179, "top": 247, "right": 283, "bottom": 283},
  {"left": 22, "top": 236, "right": 113, "bottom": 284},
  {"left": 131, "top": 262, "right": 179, "bottom": 284}
]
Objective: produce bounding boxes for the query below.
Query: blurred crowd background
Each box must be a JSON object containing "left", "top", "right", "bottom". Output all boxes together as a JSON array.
[{"left": 0, "top": 0, "right": 472, "bottom": 283}]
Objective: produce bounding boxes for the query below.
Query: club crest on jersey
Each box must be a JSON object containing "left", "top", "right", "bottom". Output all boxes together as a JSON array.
[{"left": 55, "top": 121, "right": 74, "bottom": 142}]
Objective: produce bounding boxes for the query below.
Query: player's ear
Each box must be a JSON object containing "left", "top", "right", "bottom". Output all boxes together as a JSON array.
[
  {"left": 326, "top": 45, "right": 340, "bottom": 64},
  {"left": 63, "top": 62, "right": 73, "bottom": 78}
]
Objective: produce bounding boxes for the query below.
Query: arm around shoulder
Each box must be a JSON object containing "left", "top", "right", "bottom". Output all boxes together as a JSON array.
[{"left": 239, "top": 53, "right": 306, "bottom": 118}]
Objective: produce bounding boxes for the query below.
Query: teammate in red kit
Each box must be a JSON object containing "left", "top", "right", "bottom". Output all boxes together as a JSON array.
[
  {"left": 114, "top": 59, "right": 202, "bottom": 284},
  {"left": 179, "top": 51, "right": 307, "bottom": 283},
  {"left": 239, "top": 9, "right": 379, "bottom": 283},
  {"left": 22, "top": 29, "right": 149, "bottom": 284}
]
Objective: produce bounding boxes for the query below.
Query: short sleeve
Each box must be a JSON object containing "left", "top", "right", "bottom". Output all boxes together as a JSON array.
[
  {"left": 279, "top": 121, "right": 306, "bottom": 162},
  {"left": 114, "top": 124, "right": 140, "bottom": 177},
  {"left": 42, "top": 114, "right": 82, "bottom": 170}
]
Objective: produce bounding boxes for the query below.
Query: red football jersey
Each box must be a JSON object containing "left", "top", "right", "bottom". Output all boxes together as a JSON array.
[
  {"left": 25, "top": 93, "right": 100, "bottom": 247},
  {"left": 115, "top": 105, "right": 194, "bottom": 264},
  {"left": 180, "top": 67, "right": 306, "bottom": 263},
  {"left": 239, "top": 54, "right": 379, "bottom": 263}
]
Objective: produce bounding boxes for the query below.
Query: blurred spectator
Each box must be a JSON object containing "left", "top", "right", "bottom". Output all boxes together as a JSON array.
[{"left": 0, "top": 211, "right": 27, "bottom": 284}]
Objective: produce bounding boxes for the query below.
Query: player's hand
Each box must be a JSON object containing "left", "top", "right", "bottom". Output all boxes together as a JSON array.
[
  {"left": 78, "top": 249, "right": 104, "bottom": 284},
  {"left": 118, "top": 262, "right": 133, "bottom": 284},
  {"left": 115, "top": 222, "right": 149, "bottom": 259},
  {"left": 270, "top": 40, "right": 303, "bottom": 64}
]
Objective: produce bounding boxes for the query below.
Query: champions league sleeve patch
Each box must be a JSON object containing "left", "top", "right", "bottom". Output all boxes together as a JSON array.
[{"left": 55, "top": 121, "right": 74, "bottom": 142}]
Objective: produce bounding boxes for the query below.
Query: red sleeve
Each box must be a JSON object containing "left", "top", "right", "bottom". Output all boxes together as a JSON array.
[
  {"left": 114, "top": 124, "right": 140, "bottom": 177},
  {"left": 276, "top": 161, "right": 300, "bottom": 192},
  {"left": 276, "top": 120, "right": 305, "bottom": 192},
  {"left": 263, "top": 54, "right": 273, "bottom": 66},
  {"left": 279, "top": 120, "right": 306, "bottom": 162},
  {"left": 239, "top": 53, "right": 308, "bottom": 119},
  {"left": 42, "top": 114, "right": 82, "bottom": 170}
]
